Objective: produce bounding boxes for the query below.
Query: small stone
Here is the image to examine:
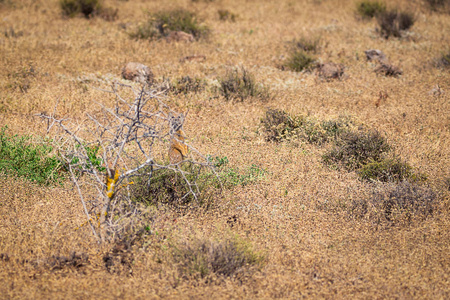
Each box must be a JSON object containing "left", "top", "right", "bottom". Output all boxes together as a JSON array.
[
  {"left": 166, "top": 31, "right": 195, "bottom": 43},
  {"left": 121, "top": 62, "right": 153, "bottom": 84},
  {"left": 317, "top": 62, "right": 345, "bottom": 80},
  {"left": 364, "top": 49, "right": 388, "bottom": 63}
]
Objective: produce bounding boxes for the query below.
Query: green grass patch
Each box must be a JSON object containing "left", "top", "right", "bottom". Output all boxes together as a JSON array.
[
  {"left": 131, "top": 9, "right": 209, "bottom": 40},
  {"left": 356, "top": 1, "right": 386, "bottom": 18},
  {"left": 284, "top": 50, "right": 316, "bottom": 72},
  {"left": 358, "top": 157, "right": 426, "bottom": 183},
  {"left": 0, "top": 126, "right": 65, "bottom": 185}
]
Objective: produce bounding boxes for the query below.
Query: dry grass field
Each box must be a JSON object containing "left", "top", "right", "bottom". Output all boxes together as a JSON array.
[{"left": 0, "top": 0, "right": 449, "bottom": 298}]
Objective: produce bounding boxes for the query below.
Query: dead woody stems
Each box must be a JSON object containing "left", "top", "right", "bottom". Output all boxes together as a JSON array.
[{"left": 40, "top": 83, "right": 217, "bottom": 242}]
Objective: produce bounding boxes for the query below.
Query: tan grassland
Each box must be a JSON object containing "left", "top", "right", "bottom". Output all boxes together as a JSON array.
[{"left": 0, "top": 0, "right": 449, "bottom": 298}]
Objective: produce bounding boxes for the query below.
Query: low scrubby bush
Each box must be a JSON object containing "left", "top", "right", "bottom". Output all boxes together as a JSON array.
[
  {"left": 172, "top": 235, "right": 263, "bottom": 279},
  {"left": 131, "top": 9, "right": 209, "bottom": 40},
  {"left": 261, "top": 110, "right": 352, "bottom": 144},
  {"left": 218, "top": 68, "right": 270, "bottom": 101},
  {"left": 0, "top": 126, "right": 65, "bottom": 185},
  {"left": 352, "top": 182, "right": 437, "bottom": 224},
  {"left": 356, "top": 1, "right": 386, "bottom": 18},
  {"left": 322, "top": 130, "right": 390, "bottom": 170},
  {"left": 377, "top": 9, "right": 415, "bottom": 38},
  {"left": 425, "top": 0, "right": 450, "bottom": 12}
]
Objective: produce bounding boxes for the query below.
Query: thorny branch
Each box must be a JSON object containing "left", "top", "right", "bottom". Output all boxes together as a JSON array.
[{"left": 39, "top": 83, "right": 219, "bottom": 242}]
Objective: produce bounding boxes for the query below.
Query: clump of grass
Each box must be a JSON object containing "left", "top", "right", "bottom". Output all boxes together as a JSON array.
[
  {"left": 172, "top": 235, "right": 263, "bottom": 279},
  {"left": 425, "top": 0, "right": 450, "bottom": 12},
  {"left": 353, "top": 182, "right": 437, "bottom": 224},
  {"left": 170, "top": 76, "right": 206, "bottom": 95},
  {"left": 218, "top": 68, "right": 270, "bottom": 101},
  {"left": 0, "top": 126, "right": 65, "bottom": 185},
  {"left": 293, "top": 36, "right": 321, "bottom": 53},
  {"left": 377, "top": 9, "right": 415, "bottom": 38},
  {"left": 261, "top": 109, "right": 353, "bottom": 144},
  {"left": 358, "top": 157, "right": 426, "bottom": 183},
  {"left": 356, "top": 1, "right": 386, "bottom": 18},
  {"left": 218, "top": 9, "right": 237, "bottom": 21},
  {"left": 323, "top": 130, "right": 390, "bottom": 170},
  {"left": 131, "top": 9, "right": 209, "bottom": 40},
  {"left": 284, "top": 50, "right": 317, "bottom": 72}
]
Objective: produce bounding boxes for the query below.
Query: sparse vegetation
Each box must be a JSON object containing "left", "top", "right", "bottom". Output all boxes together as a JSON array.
[
  {"left": 425, "top": 0, "right": 450, "bottom": 12},
  {"left": 377, "top": 9, "right": 415, "bottom": 38},
  {"left": 131, "top": 9, "right": 209, "bottom": 40},
  {"left": 218, "top": 9, "right": 237, "bottom": 21},
  {"left": 261, "top": 109, "right": 352, "bottom": 144},
  {"left": 436, "top": 50, "right": 450, "bottom": 68},
  {"left": 0, "top": 126, "right": 64, "bottom": 185},
  {"left": 218, "top": 68, "right": 270, "bottom": 101},
  {"left": 353, "top": 182, "right": 437, "bottom": 224},
  {"left": 356, "top": 1, "right": 386, "bottom": 18},
  {"left": 172, "top": 235, "right": 263, "bottom": 279},
  {"left": 170, "top": 76, "right": 206, "bottom": 94}
]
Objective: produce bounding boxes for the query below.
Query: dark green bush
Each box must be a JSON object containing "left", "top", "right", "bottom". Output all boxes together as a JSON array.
[
  {"left": 356, "top": 1, "right": 386, "bottom": 18},
  {"left": 322, "top": 130, "right": 390, "bottom": 170},
  {"left": 218, "top": 68, "right": 270, "bottom": 101},
  {"left": 377, "top": 10, "right": 415, "bottom": 38},
  {"left": 172, "top": 236, "right": 263, "bottom": 279},
  {"left": 284, "top": 50, "right": 316, "bottom": 72},
  {"left": 358, "top": 157, "right": 426, "bottom": 182},
  {"left": 60, "top": 0, "right": 102, "bottom": 18},
  {"left": 131, "top": 9, "right": 209, "bottom": 40},
  {"left": 0, "top": 126, "right": 65, "bottom": 185}
]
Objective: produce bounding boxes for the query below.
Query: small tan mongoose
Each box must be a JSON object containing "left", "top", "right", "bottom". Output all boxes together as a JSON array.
[{"left": 168, "top": 113, "right": 188, "bottom": 164}]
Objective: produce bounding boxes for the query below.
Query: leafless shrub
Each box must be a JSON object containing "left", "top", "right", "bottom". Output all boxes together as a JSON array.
[
  {"left": 352, "top": 182, "right": 437, "bottom": 224},
  {"left": 40, "top": 83, "right": 217, "bottom": 243},
  {"left": 377, "top": 10, "right": 415, "bottom": 38}
]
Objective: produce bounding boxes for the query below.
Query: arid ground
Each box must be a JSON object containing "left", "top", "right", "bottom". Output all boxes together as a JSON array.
[{"left": 0, "top": 0, "right": 449, "bottom": 298}]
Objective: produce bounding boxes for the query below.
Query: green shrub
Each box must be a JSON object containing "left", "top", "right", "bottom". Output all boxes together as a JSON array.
[
  {"left": 60, "top": 0, "right": 102, "bottom": 18},
  {"left": 131, "top": 9, "right": 209, "bottom": 40},
  {"left": 218, "top": 68, "right": 270, "bottom": 101},
  {"left": 322, "top": 130, "right": 390, "bottom": 170},
  {"left": 284, "top": 50, "right": 316, "bottom": 72},
  {"left": 172, "top": 235, "right": 263, "bottom": 279},
  {"left": 0, "top": 126, "right": 65, "bottom": 185},
  {"left": 356, "top": 1, "right": 386, "bottom": 18},
  {"left": 358, "top": 157, "right": 426, "bottom": 182},
  {"left": 377, "top": 10, "right": 415, "bottom": 38}
]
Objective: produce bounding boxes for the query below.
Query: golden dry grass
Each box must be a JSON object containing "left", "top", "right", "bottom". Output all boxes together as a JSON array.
[{"left": 0, "top": 0, "right": 449, "bottom": 298}]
